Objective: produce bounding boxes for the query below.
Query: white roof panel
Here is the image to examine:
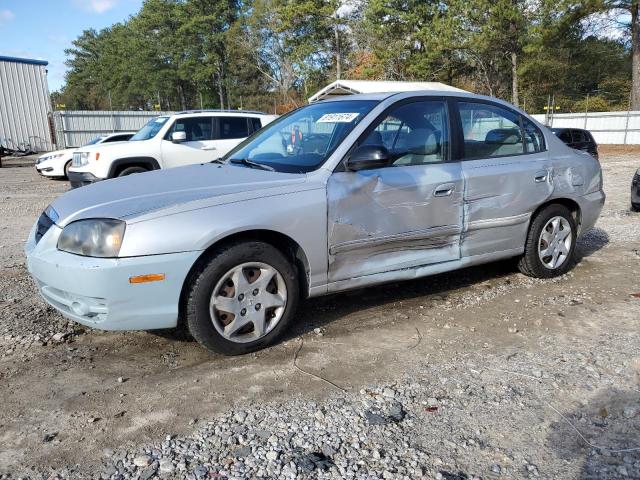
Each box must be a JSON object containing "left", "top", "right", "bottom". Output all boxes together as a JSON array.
[{"left": 308, "top": 80, "right": 466, "bottom": 103}]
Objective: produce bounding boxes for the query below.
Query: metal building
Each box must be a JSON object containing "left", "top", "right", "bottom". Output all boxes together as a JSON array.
[
  {"left": 0, "top": 55, "right": 54, "bottom": 152},
  {"left": 308, "top": 80, "right": 467, "bottom": 103}
]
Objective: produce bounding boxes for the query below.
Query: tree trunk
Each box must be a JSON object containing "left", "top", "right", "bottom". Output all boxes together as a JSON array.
[
  {"left": 177, "top": 84, "right": 187, "bottom": 111},
  {"left": 632, "top": 0, "right": 640, "bottom": 110},
  {"left": 216, "top": 72, "right": 225, "bottom": 110},
  {"left": 511, "top": 51, "right": 519, "bottom": 108}
]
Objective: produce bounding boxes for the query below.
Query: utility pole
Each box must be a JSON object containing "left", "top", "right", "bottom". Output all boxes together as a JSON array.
[
  {"left": 108, "top": 91, "right": 115, "bottom": 132},
  {"left": 335, "top": 24, "right": 341, "bottom": 81}
]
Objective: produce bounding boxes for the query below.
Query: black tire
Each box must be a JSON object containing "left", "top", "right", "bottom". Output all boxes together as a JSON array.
[
  {"left": 118, "top": 166, "right": 147, "bottom": 177},
  {"left": 632, "top": 203, "right": 640, "bottom": 212},
  {"left": 63, "top": 161, "right": 72, "bottom": 179},
  {"left": 518, "top": 204, "right": 577, "bottom": 278},
  {"left": 184, "top": 241, "right": 299, "bottom": 355}
]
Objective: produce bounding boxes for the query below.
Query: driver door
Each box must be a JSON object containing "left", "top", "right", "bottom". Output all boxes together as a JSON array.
[
  {"left": 161, "top": 116, "right": 217, "bottom": 167},
  {"left": 327, "top": 99, "right": 464, "bottom": 283}
]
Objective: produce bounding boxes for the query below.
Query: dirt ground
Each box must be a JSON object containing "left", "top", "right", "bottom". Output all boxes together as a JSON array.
[{"left": 0, "top": 151, "right": 639, "bottom": 478}]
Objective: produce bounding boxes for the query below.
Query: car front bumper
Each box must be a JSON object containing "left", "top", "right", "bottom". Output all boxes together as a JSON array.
[
  {"left": 68, "top": 171, "right": 102, "bottom": 189},
  {"left": 25, "top": 221, "right": 201, "bottom": 331}
]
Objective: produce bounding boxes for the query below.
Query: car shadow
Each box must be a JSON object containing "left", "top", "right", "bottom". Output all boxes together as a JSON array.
[
  {"left": 575, "top": 227, "right": 610, "bottom": 260},
  {"left": 546, "top": 387, "right": 640, "bottom": 479}
]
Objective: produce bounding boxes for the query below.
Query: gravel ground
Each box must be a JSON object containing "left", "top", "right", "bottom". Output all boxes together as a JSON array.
[{"left": 0, "top": 151, "right": 639, "bottom": 479}]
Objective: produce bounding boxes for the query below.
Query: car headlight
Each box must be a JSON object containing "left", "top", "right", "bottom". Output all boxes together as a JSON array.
[
  {"left": 38, "top": 153, "right": 64, "bottom": 164},
  {"left": 72, "top": 152, "right": 90, "bottom": 167},
  {"left": 57, "top": 219, "right": 126, "bottom": 257}
]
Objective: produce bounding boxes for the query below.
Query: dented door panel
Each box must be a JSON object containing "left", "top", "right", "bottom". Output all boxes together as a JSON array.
[
  {"left": 327, "top": 163, "right": 464, "bottom": 282},
  {"left": 460, "top": 152, "right": 553, "bottom": 257}
]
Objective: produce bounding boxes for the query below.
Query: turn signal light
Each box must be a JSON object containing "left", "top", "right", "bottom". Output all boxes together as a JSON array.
[{"left": 129, "top": 273, "right": 166, "bottom": 284}]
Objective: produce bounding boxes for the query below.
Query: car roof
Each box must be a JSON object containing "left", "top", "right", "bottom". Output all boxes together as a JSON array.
[
  {"left": 172, "top": 109, "right": 268, "bottom": 117},
  {"left": 315, "top": 90, "right": 529, "bottom": 111}
]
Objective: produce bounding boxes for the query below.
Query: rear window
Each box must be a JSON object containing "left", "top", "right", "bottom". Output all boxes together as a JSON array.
[
  {"left": 571, "top": 130, "right": 587, "bottom": 143},
  {"left": 218, "top": 117, "right": 250, "bottom": 139},
  {"left": 251, "top": 117, "right": 262, "bottom": 133}
]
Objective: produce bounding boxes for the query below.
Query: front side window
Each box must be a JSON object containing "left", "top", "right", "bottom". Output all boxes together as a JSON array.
[
  {"left": 459, "top": 102, "right": 524, "bottom": 159},
  {"left": 218, "top": 117, "right": 249, "bottom": 139},
  {"left": 360, "top": 100, "right": 449, "bottom": 166},
  {"left": 130, "top": 116, "right": 170, "bottom": 141},
  {"left": 226, "top": 100, "right": 377, "bottom": 173},
  {"left": 166, "top": 117, "right": 213, "bottom": 141}
]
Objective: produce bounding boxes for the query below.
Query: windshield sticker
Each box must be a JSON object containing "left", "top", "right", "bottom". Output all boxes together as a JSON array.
[
  {"left": 317, "top": 113, "right": 360, "bottom": 123},
  {"left": 154, "top": 117, "right": 168, "bottom": 123}
]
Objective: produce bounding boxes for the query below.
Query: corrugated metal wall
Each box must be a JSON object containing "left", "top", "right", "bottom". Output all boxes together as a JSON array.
[
  {"left": 53, "top": 110, "right": 173, "bottom": 148},
  {"left": 0, "top": 57, "right": 53, "bottom": 152},
  {"left": 532, "top": 111, "right": 640, "bottom": 145}
]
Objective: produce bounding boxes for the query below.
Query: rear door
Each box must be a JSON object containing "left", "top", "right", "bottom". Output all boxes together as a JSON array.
[
  {"left": 327, "top": 98, "right": 464, "bottom": 282},
  {"left": 213, "top": 116, "right": 252, "bottom": 157},
  {"left": 161, "top": 116, "right": 217, "bottom": 167},
  {"left": 457, "top": 100, "right": 551, "bottom": 258}
]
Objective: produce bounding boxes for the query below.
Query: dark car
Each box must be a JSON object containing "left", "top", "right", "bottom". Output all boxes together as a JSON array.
[
  {"left": 551, "top": 128, "right": 599, "bottom": 161},
  {"left": 632, "top": 168, "right": 640, "bottom": 211}
]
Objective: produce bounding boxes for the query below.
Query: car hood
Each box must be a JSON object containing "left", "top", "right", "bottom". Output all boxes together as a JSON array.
[
  {"left": 39, "top": 148, "right": 74, "bottom": 159},
  {"left": 50, "top": 163, "right": 312, "bottom": 226}
]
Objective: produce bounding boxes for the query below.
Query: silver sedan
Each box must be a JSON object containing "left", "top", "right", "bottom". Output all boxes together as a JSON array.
[{"left": 25, "top": 91, "right": 605, "bottom": 355}]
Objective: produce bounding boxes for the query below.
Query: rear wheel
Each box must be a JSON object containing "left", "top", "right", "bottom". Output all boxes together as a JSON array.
[
  {"left": 118, "top": 166, "right": 147, "bottom": 177},
  {"left": 184, "top": 241, "right": 299, "bottom": 355},
  {"left": 518, "top": 204, "right": 577, "bottom": 278}
]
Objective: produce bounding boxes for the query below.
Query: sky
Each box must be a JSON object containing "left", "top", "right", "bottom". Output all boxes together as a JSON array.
[{"left": 0, "top": 0, "right": 143, "bottom": 92}]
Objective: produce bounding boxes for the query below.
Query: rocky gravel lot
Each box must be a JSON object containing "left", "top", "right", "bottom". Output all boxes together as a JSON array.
[{"left": 0, "top": 150, "right": 639, "bottom": 479}]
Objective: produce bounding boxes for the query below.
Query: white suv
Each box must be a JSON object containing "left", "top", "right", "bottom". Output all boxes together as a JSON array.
[{"left": 68, "top": 110, "right": 277, "bottom": 188}]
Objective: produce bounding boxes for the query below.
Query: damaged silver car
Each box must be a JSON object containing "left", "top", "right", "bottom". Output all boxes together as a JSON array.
[{"left": 25, "top": 91, "right": 605, "bottom": 355}]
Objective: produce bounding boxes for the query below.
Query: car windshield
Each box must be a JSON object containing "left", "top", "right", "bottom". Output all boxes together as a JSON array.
[
  {"left": 130, "top": 116, "right": 170, "bottom": 141},
  {"left": 225, "top": 100, "right": 378, "bottom": 173},
  {"left": 85, "top": 136, "right": 106, "bottom": 145}
]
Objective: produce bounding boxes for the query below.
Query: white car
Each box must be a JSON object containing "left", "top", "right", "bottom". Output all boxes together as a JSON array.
[
  {"left": 35, "top": 132, "right": 135, "bottom": 178},
  {"left": 68, "top": 110, "right": 278, "bottom": 188}
]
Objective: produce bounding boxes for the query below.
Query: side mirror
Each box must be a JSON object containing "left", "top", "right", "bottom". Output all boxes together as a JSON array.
[
  {"left": 171, "top": 131, "right": 187, "bottom": 143},
  {"left": 346, "top": 145, "right": 391, "bottom": 171}
]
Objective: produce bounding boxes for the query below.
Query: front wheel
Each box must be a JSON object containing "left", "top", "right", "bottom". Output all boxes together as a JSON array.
[
  {"left": 184, "top": 241, "right": 299, "bottom": 355},
  {"left": 118, "top": 166, "right": 147, "bottom": 177},
  {"left": 632, "top": 203, "right": 640, "bottom": 212},
  {"left": 518, "top": 204, "right": 577, "bottom": 278}
]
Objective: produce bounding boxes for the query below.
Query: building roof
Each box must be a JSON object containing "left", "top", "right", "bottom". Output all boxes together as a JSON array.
[
  {"left": 0, "top": 55, "right": 48, "bottom": 66},
  {"left": 308, "top": 79, "right": 466, "bottom": 103}
]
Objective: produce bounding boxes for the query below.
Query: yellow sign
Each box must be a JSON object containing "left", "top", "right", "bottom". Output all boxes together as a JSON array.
[
  {"left": 56, "top": 103, "right": 66, "bottom": 109},
  {"left": 153, "top": 103, "right": 161, "bottom": 110}
]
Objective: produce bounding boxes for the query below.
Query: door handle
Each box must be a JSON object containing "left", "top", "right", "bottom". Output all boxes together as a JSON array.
[
  {"left": 534, "top": 171, "right": 548, "bottom": 183},
  {"left": 201, "top": 145, "right": 216, "bottom": 151},
  {"left": 434, "top": 183, "right": 455, "bottom": 197}
]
